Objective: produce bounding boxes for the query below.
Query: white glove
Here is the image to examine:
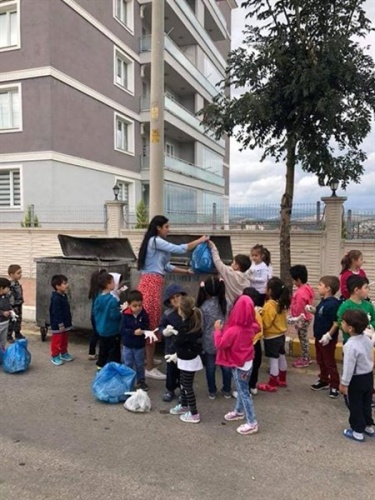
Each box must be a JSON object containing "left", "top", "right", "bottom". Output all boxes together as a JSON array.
[
  {"left": 364, "top": 325, "right": 374, "bottom": 339},
  {"left": 143, "top": 329, "right": 159, "bottom": 343},
  {"left": 119, "top": 285, "right": 128, "bottom": 293},
  {"left": 165, "top": 353, "right": 177, "bottom": 364},
  {"left": 287, "top": 313, "right": 305, "bottom": 325},
  {"left": 255, "top": 306, "right": 263, "bottom": 315},
  {"left": 319, "top": 332, "right": 332, "bottom": 346},
  {"left": 10, "top": 310, "right": 19, "bottom": 321},
  {"left": 120, "top": 301, "right": 128, "bottom": 312},
  {"left": 162, "top": 325, "right": 178, "bottom": 337},
  {"left": 305, "top": 305, "right": 316, "bottom": 314}
]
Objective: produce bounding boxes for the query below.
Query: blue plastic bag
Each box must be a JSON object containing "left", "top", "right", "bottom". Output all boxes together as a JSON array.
[
  {"left": 92, "top": 362, "right": 136, "bottom": 404},
  {"left": 3, "top": 339, "right": 31, "bottom": 373},
  {"left": 191, "top": 242, "right": 215, "bottom": 274}
]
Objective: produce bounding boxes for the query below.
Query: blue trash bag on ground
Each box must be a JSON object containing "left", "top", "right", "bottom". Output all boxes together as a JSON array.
[
  {"left": 190, "top": 242, "right": 215, "bottom": 274},
  {"left": 3, "top": 339, "right": 31, "bottom": 373},
  {"left": 91, "top": 362, "right": 136, "bottom": 404}
]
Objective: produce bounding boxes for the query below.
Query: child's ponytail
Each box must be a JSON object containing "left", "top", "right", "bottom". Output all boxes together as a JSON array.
[
  {"left": 88, "top": 268, "right": 107, "bottom": 299},
  {"left": 267, "top": 277, "right": 291, "bottom": 313},
  {"left": 340, "top": 250, "right": 362, "bottom": 274},
  {"left": 180, "top": 295, "right": 202, "bottom": 333},
  {"left": 196, "top": 276, "right": 227, "bottom": 316}
]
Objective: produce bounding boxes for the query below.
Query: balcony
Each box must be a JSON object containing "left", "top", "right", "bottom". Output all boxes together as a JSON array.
[
  {"left": 140, "top": 35, "right": 220, "bottom": 99},
  {"left": 173, "top": 0, "right": 227, "bottom": 70},
  {"left": 139, "top": 0, "right": 227, "bottom": 72},
  {"left": 141, "top": 154, "right": 225, "bottom": 187},
  {"left": 202, "top": 0, "right": 230, "bottom": 41},
  {"left": 141, "top": 94, "right": 225, "bottom": 150}
]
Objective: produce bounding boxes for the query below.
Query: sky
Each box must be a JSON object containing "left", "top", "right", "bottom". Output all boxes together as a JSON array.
[{"left": 229, "top": 1, "right": 375, "bottom": 209}]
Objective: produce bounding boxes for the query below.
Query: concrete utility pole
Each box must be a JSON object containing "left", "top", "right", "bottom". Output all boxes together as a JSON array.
[{"left": 149, "top": 0, "right": 165, "bottom": 218}]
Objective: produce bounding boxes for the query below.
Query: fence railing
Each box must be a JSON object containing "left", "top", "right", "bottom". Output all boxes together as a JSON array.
[
  {"left": 0, "top": 203, "right": 328, "bottom": 231},
  {"left": 0, "top": 205, "right": 107, "bottom": 230},
  {"left": 345, "top": 209, "right": 375, "bottom": 239}
]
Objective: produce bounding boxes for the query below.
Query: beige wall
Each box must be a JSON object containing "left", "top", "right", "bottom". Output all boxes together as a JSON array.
[{"left": 1, "top": 228, "right": 374, "bottom": 287}]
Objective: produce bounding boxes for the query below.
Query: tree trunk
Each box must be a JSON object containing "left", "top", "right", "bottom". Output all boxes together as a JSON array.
[{"left": 279, "top": 134, "right": 296, "bottom": 287}]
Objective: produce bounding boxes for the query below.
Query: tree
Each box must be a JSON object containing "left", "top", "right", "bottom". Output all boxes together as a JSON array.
[
  {"left": 201, "top": 0, "right": 375, "bottom": 284},
  {"left": 135, "top": 199, "right": 148, "bottom": 229}
]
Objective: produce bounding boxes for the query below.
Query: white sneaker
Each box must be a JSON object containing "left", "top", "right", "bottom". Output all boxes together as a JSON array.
[
  {"left": 250, "top": 388, "right": 258, "bottom": 395},
  {"left": 232, "top": 391, "right": 238, "bottom": 398},
  {"left": 145, "top": 368, "right": 166, "bottom": 380}
]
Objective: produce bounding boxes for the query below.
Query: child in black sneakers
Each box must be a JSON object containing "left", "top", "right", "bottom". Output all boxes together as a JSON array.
[
  {"left": 120, "top": 290, "right": 150, "bottom": 391},
  {"left": 339, "top": 310, "right": 374, "bottom": 442},
  {"left": 310, "top": 276, "right": 341, "bottom": 399},
  {"left": 7, "top": 264, "right": 25, "bottom": 342}
]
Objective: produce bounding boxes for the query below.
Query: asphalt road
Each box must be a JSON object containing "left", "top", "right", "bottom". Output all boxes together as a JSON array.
[{"left": 1, "top": 328, "right": 374, "bottom": 500}]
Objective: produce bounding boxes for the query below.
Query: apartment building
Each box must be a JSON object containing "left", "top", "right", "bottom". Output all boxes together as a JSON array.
[{"left": 0, "top": 0, "right": 236, "bottom": 223}]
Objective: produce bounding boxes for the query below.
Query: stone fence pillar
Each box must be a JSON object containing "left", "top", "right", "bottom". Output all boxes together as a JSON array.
[
  {"left": 105, "top": 201, "right": 126, "bottom": 237},
  {"left": 321, "top": 196, "right": 347, "bottom": 275}
]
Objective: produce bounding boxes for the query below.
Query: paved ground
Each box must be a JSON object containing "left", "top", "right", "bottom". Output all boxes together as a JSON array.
[{"left": 1, "top": 325, "right": 374, "bottom": 500}]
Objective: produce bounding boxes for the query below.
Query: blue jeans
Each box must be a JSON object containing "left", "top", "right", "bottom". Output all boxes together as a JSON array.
[
  {"left": 205, "top": 353, "right": 232, "bottom": 394},
  {"left": 232, "top": 366, "right": 257, "bottom": 425},
  {"left": 122, "top": 346, "right": 145, "bottom": 382}
]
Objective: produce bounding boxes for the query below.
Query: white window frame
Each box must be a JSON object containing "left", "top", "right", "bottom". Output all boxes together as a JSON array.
[
  {"left": 0, "top": 82, "right": 23, "bottom": 133},
  {"left": 0, "top": 164, "right": 22, "bottom": 210},
  {"left": 0, "top": 0, "right": 21, "bottom": 52},
  {"left": 165, "top": 143, "right": 175, "bottom": 157},
  {"left": 113, "top": 46, "right": 134, "bottom": 95},
  {"left": 113, "top": 0, "right": 134, "bottom": 34},
  {"left": 114, "top": 112, "right": 134, "bottom": 156}
]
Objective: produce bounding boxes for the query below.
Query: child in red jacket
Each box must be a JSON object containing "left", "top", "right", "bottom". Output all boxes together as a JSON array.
[
  {"left": 214, "top": 295, "right": 260, "bottom": 436},
  {"left": 290, "top": 265, "right": 315, "bottom": 368},
  {"left": 340, "top": 250, "right": 367, "bottom": 300}
]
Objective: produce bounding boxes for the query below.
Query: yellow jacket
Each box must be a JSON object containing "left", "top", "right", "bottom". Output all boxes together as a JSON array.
[
  {"left": 262, "top": 299, "right": 287, "bottom": 338},
  {"left": 253, "top": 309, "right": 263, "bottom": 344}
]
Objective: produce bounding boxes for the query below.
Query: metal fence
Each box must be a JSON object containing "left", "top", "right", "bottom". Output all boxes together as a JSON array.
[
  {"left": 0, "top": 205, "right": 107, "bottom": 231},
  {"left": 345, "top": 209, "right": 375, "bottom": 239},
  {"left": 3, "top": 203, "right": 374, "bottom": 237},
  {"left": 124, "top": 202, "right": 324, "bottom": 230}
]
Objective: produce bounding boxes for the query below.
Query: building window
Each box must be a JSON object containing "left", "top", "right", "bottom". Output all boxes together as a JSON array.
[
  {"left": 0, "top": 84, "right": 22, "bottom": 131},
  {"left": 0, "top": 168, "right": 21, "bottom": 207},
  {"left": 165, "top": 143, "right": 175, "bottom": 157},
  {"left": 116, "top": 181, "right": 129, "bottom": 204},
  {"left": 114, "top": 47, "right": 134, "bottom": 93},
  {"left": 114, "top": 113, "right": 134, "bottom": 154},
  {"left": 114, "top": 0, "right": 133, "bottom": 32},
  {"left": 0, "top": 0, "right": 19, "bottom": 50}
]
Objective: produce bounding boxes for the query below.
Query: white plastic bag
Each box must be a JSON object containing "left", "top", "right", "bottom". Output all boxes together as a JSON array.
[{"left": 124, "top": 389, "right": 151, "bottom": 413}]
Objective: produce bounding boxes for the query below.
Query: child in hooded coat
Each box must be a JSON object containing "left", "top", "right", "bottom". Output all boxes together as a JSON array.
[{"left": 214, "top": 295, "right": 260, "bottom": 435}]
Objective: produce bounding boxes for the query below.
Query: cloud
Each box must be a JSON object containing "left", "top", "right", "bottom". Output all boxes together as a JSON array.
[{"left": 229, "top": 1, "right": 375, "bottom": 209}]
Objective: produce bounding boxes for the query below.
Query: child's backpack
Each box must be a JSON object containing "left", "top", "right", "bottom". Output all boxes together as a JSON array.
[
  {"left": 3, "top": 339, "right": 31, "bottom": 373},
  {"left": 191, "top": 242, "right": 215, "bottom": 274},
  {"left": 91, "top": 362, "right": 136, "bottom": 404}
]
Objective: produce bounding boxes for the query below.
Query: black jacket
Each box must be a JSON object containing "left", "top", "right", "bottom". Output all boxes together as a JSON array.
[
  {"left": 120, "top": 308, "right": 149, "bottom": 349},
  {"left": 175, "top": 316, "right": 202, "bottom": 360},
  {"left": 49, "top": 291, "right": 72, "bottom": 333},
  {"left": 0, "top": 294, "right": 12, "bottom": 323}
]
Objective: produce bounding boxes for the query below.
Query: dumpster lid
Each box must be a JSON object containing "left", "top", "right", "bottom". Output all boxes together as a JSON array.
[
  {"left": 168, "top": 235, "right": 233, "bottom": 265},
  {"left": 58, "top": 235, "right": 136, "bottom": 260}
]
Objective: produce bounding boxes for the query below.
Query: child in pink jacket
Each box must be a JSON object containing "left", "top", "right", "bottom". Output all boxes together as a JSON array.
[
  {"left": 290, "top": 265, "right": 315, "bottom": 368},
  {"left": 214, "top": 296, "right": 260, "bottom": 436}
]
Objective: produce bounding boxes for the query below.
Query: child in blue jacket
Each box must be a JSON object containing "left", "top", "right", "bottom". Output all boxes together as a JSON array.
[
  {"left": 49, "top": 274, "right": 73, "bottom": 366},
  {"left": 94, "top": 273, "right": 122, "bottom": 370},
  {"left": 120, "top": 290, "right": 150, "bottom": 390}
]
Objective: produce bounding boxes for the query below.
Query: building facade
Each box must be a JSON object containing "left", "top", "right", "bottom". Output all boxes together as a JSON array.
[{"left": 0, "top": 0, "right": 236, "bottom": 224}]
